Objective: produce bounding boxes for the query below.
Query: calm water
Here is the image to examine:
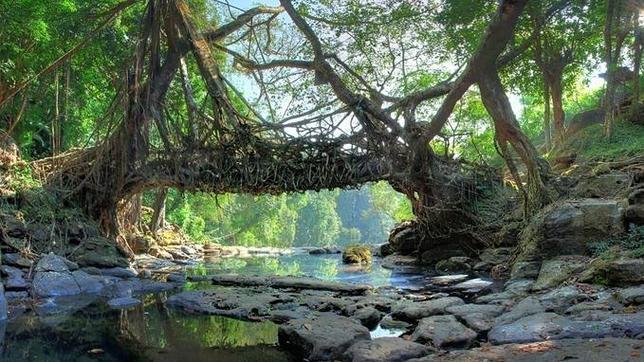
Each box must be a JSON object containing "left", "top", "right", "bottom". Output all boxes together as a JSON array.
[{"left": 0, "top": 254, "right": 464, "bottom": 361}]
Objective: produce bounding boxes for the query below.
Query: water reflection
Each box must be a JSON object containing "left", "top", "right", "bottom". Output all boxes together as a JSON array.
[
  {"left": 2, "top": 294, "right": 290, "bottom": 361},
  {"left": 186, "top": 254, "right": 431, "bottom": 289}
]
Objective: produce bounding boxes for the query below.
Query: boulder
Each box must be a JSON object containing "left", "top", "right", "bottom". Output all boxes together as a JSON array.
[
  {"left": 33, "top": 272, "right": 81, "bottom": 297},
  {"left": 533, "top": 255, "right": 589, "bottom": 290},
  {"left": 342, "top": 246, "right": 372, "bottom": 264},
  {"left": 573, "top": 172, "right": 631, "bottom": 198},
  {"left": 494, "top": 296, "right": 545, "bottom": 326},
  {"left": 0, "top": 283, "right": 7, "bottom": 321},
  {"left": 387, "top": 221, "right": 419, "bottom": 254},
  {"left": 435, "top": 257, "right": 472, "bottom": 273},
  {"left": 624, "top": 205, "right": 644, "bottom": 225},
  {"left": 392, "top": 297, "right": 464, "bottom": 322},
  {"left": 2, "top": 253, "right": 33, "bottom": 268},
  {"left": 71, "top": 270, "right": 104, "bottom": 294},
  {"left": 512, "top": 199, "right": 624, "bottom": 277},
  {"left": 479, "top": 247, "right": 513, "bottom": 265},
  {"left": 278, "top": 315, "right": 370, "bottom": 361},
  {"left": 509, "top": 262, "right": 540, "bottom": 280},
  {"left": 411, "top": 315, "right": 477, "bottom": 349},
  {"left": 128, "top": 234, "right": 155, "bottom": 254},
  {"left": 71, "top": 237, "right": 129, "bottom": 268},
  {"left": 35, "top": 253, "right": 78, "bottom": 272},
  {"left": 351, "top": 307, "right": 383, "bottom": 330},
  {"left": 579, "top": 257, "right": 644, "bottom": 286},
  {"left": 1, "top": 265, "right": 28, "bottom": 290},
  {"left": 343, "top": 337, "right": 430, "bottom": 362},
  {"left": 488, "top": 311, "right": 644, "bottom": 345},
  {"left": 445, "top": 304, "right": 505, "bottom": 333},
  {"left": 615, "top": 286, "right": 644, "bottom": 305}
]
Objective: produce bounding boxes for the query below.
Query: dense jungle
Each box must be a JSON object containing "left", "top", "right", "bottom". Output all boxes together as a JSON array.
[{"left": 0, "top": 0, "right": 643, "bottom": 361}]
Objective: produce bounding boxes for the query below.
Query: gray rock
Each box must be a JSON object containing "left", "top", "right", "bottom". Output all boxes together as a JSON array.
[
  {"left": 473, "top": 261, "right": 492, "bottom": 272},
  {"left": 435, "top": 257, "right": 473, "bottom": 273},
  {"left": 167, "top": 273, "right": 186, "bottom": 283},
  {"left": 71, "top": 270, "right": 104, "bottom": 294},
  {"left": 488, "top": 311, "right": 644, "bottom": 345},
  {"left": 615, "top": 286, "right": 644, "bottom": 305},
  {"left": 278, "top": 315, "right": 370, "bottom": 361},
  {"left": 107, "top": 297, "right": 141, "bottom": 309},
  {"left": 72, "top": 236, "right": 129, "bottom": 268},
  {"left": 379, "top": 315, "right": 411, "bottom": 330},
  {"left": 99, "top": 267, "right": 138, "bottom": 279},
  {"left": 392, "top": 297, "right": 464, "bottom": 322},
  {"left": 479, "top": 247, "right": 513, "bottom": 265},
  {"left": 445, "top": 304, "right": 505, "bottom": 318},
  {"left": 0, "top": 284, "right": 7, "bottom": 321},
  {"left": 494, "top": 296, "right": 545, "bottom": 326},
  {"left": 411, "top": 315, "right": 477, "bottom": 349},
  {"left": 451, "top": 278, "right": 493, "bottom": 292},
  {"left": 510, "top": 261, "right": 541, "bottom": 280},
  {"left": 431, "top": 274, "right": 469, "bottom": 286},
  {"left": 33, "top": 271, "right": 80, "bottom": 297},
  {"left": 538, "top": 286, "right": 590, "bottom": 313},
  {"left": 34, "top": 253, "right": 78, "bottom": 272},
  {"left": 351, "top": 307, "right": 383, "bottom": 330},
  {"left": 4, "top": 291, "right": 28, "bottom": 300},
  {"left": 533, "top": 256, "right": 589, "bottom": 290},
  {"left": 460, "top": 313, "right": 498, "bottom": 334},
  {"left": 343, "top": 337, "right": 430, "bottom": 362},
  {"left": 2, "top": 253, "right": 33, "bottom": 268},
  {"left": 1, "top": 265, "right": 28, "bottom": 290}
]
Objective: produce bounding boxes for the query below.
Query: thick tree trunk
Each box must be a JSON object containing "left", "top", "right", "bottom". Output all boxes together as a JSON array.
[
  {"left": 150, "top": 188, "right": 168, "bottom": 233},
  {"left": 479, "top": 71, "right": 549, "bottom": 216},
  {"left": 548, "top": 73, "right": 566, "bottom": 144},
  {"left": 604, "top": 0, "right": 620, "bottom": 138},
  {"left": 543, "top": 81, "right": 552, "bottom": 150},
  {"left": 631, "top": 15, "right": 642, "bottom": 121}
]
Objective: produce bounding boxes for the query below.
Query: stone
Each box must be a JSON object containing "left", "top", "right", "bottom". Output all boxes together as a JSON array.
[
  {"left": 513, "top": 199, "right": 624, "bottom": 273},
  {"left": 2, "top": 253, "right": 33, "bottom": 268},
  {"left": 451, "top": 278, "right": 493, "bottom": 292},
  {"left": 351, "top": 307, "right": 383, "bottom": 330},
  {"left": 509, "top": 261, "right": 540, "bottom": 280},
  {"left": 479, "top": 247, "right": 513, "bottom": 265},
  {"left": 629, "top": 188, "right": 644, "bottom": 205},
  {"left": 488, "top": 311, "right": 644, "bottom": 345},
  {"left": 343, "top": 337, "right": 430, "bottom": 362},
  {"left": 379, "top": 315, "right": 411, "bottom": 330},
  {"left": 624, "top": 205, "right": 644, "bottom": 225},
  {"left": 435, "top": 257, "right": 472, "bottom": 273},
  {"left": 342, "top": 246, "right": 372, "bottom": 264},
  {"left": 490, "top": 264, "right": 511, "bottom": 279},
  {"left": 431, "top": 274, "right": 469, "bottom": 286},
  {"left": 538, "top": 286, "right": 590, "bottom": 313},
  {"left": 494, "top": 296, "right": 545, "bottom": 326},
  {"left": 387, "top": 221, "right": 419, "bottom": 255},
  {"left": 208, "top": 274, "right": 371, "bottom": 294},
  {"left": 149, "top": 247, "right": 174, "bottom": 260},
  {"left": 392, "top": 297, "right": 464, "bottom": 322},
  {"left": 167, "top": 273, "right": 186, "bottom": 283},
  {"left": 615, "top": 286, "right": 644, "bottom": 305},
  {"left": 99, "top": 267, "right": 138, "bottom": 279},
  {"left": 128, "top": 235, "right": 155, "bottom": 254},
  {"left": 278, "top": 315, "right": 370, "bottom": 361},
  {"left": 34, "top": 253, "right": 77, "bottom": 272},
  {"left": 72, "top": 237, "right": 129, "bottom": 268},
  {"left": 33, "top": 271, "right": 81, "bottom": 297},
  {"left": 107, "top": 297, "right": 141, "bottom": 309},
  {"left": 445, "top": 304, "right": 505, "bottom": 334},
  {"left": 0, "top": 283, "right": 7, "bottom": 321},
  {"left": 1, "top": 265, "right": 28, "bottom": 290},
  {"left": 411, "top": 315, "right": 477, "bottom": 349},
  {"left": 4, "top": 291, "right": 28, "bottom": 300},
  {"left": 473, "top": 261, "right": 492, "bottom": 272},
  {"left": 71, "top": 270, "right": 104, "bottom": 294},
  {"left": 579, "top": 257, "right": 644, "bottom": 286},
  {"left": 533, "top": 256, "right": 589, "bottom": 290},
  {"left": 573, "top": 172, "right": 631, "bottom": 198}
]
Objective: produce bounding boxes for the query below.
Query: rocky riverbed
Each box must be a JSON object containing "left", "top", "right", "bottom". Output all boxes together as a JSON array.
[{"left": 0, "top": 245, "right": 642, "bottom": 361}]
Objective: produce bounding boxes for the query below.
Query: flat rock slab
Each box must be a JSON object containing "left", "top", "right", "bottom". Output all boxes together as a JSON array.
[
  {"left": 392, "top": 297, "right": 464, "bottom": 322},
  {"left": 420, "top": 338, "right": 644, "bottom": 362},
  {"left": 489, "top": 311, "right": 644, "bottom": 345},
  {"left": 616, "top": 286, "right": 644, "bottom": 305},
  {"left": 411, "top": 314, "right": 477, "bottom": 349},
  {"left": 278, "top": 315, "right": 370, "bottom": 361},
  {"left": 431, "top": 275, "right": 469, "bottom": 286},
  {"left": 343, "top": 337, "right": 431, "bottom": 362},
  {"left": 208, "top": 274, "right": 371, "bottom": 294}
]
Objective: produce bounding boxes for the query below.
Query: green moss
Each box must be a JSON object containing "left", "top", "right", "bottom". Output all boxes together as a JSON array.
[
  {"left": 552, "top": 121, "right": 644, "bottom": 162},
  {"left": 342, "top": 245, "right": 372, "bottom": 264}
]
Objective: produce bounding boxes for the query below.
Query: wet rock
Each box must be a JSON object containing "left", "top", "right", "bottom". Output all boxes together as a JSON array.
[
  {"left": 533, "top": 256, "right": 589, "bottom": 290},
  {"left": 168, "top": 288, "right": 288, "bottom": 319},
  {"left": 278, "top": 315, "right": 370, "bottom": 361},
  {"left": 615, "top": 286, "right": 644, "bottom": 305},
  {"left": 379, "top": 315, "right": 411, "bottom": 330},
  {"left": 351, "top": 307, "right": 383, "bottom": 330},
  {"left": 388, "top": 221, "right": 419, "bottom": 255},
  {"left": 479, "top": 247, "right": 513, "bottom": 265},
  {"left": 107, "top": 297, "right": 141, "bottom": 309},
  {"left": 411, "top": 315, "right": 477, "bottom": 349},
  {"left": 431, "top": 275, "right": 469, "bottom": 286},
  {"left": 4, "top": 291, "right": 28, "bottom": 301},
  {"left": 392, "top": 297, "right": 464, "bottom": 322},
  {"left": 445, "top": 304, "right": 505, "bottom": 333},
  {"left": 99, "top": 267, "right": 138, "bottom": 279},
  {"left": 538, "top": 285, "right": 590, "bottom": 313},
  {"left": 435, "top": 257, "right": 472, "bottom": 273},
  {"left": 208, "top": 274, "right": 371, "bottom": 295},
  {"left": 309, "top": 248, "right": 327, "bottom": 255},
  {"left": 2, "top": 253, "right": 33, "bottom": 268},
  {"left": 343, "top": 337, "right": 430, "bottom": 362},
  {"left": 381, "top": 255, "right": 420, "bottom": 272},
  {"left": 472, "top": 261, "right": 492, "bottom": 272},
  {"left": 488, "top": 311, "right": 644, "bottom": 345},
  {"left": 451, "top": 278, "right": 493, "bottom": 292},
  {"left": 564, "top": 301, "right": 613, "bottom": 314},
  {"left": 72, "top": 237, "right": 129, "bottom": 268},
  {"left": 1, "top": 265, "right": 28, "bottom": 290},
  {"left": 35, "top": 253, "right": 77, "bottom": 272}
]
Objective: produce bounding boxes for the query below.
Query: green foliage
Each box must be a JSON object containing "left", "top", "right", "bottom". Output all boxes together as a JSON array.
[
  {"left": 588, "top": 227, "right": 644, "bottom": 260},
  {"left": 554, "top": 121, "right": 644, "bottom": 162},
  {"left": 369, "top": 181, "right": 414, "bottom": 222}
]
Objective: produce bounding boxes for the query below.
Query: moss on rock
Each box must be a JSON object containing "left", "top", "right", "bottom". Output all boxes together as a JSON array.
[{"left": 342, "top": 246, "right": 372, "bottom": 264}]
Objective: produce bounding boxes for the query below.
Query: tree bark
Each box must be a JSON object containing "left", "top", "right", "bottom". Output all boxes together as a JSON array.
[
  {"left": 631, "top": 13, "right": 642, "bottom": 121},
  {"left": 543, "top": 81, "right": 552, "bottom": 150},
  {"left": 603, "top": 0, "right": 620, "bottom": 138},
  {"left": 479, "top": 71, "right": 550, "bottom": 216},
  {"left": 150, "top": 188, "right": 167, "bottom": 233},
  {"left": 548, "top": 71, "right": 566, "bottom": 144}
]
